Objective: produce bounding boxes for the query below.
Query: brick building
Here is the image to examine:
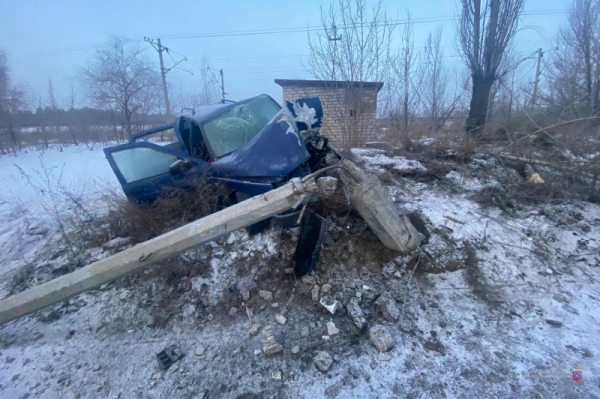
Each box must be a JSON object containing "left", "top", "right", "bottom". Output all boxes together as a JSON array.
[{"left": 274, "top": 79, "right": 383, "bottom": 147}]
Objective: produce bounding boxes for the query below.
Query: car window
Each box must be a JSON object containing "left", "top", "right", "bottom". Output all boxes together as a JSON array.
[
  {"left": 202, "top": 95, "right": 280, "bottom": 157},
  {"left": 112, "top": 147, "right": 179, "bottom": 183},
  {"left": 134, "top": 126, "right": 182, "bottom": 152}
]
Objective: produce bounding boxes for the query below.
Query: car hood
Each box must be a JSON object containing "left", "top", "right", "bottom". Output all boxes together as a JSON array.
[{"left": 211, "top": 107, "right": 310, "bottom": 178}]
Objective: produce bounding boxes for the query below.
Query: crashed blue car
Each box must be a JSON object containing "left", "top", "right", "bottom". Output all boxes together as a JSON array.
[
  {"left": 104, "top": 94, "right": 336, "bottom": 203},
  {"left": 104, "top": 94, "right": 340, "bottom": 276}
]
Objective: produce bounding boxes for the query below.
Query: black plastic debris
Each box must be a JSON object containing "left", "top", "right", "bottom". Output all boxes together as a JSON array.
[
  {"left": 156, "top": 345, "right": 184, "bottom": 370},
  {"left": 545, "top": 319, "right": 563, "bottom": 327},
  {"left": 293, "top": 209, "right": 326, "bottom": 278}
]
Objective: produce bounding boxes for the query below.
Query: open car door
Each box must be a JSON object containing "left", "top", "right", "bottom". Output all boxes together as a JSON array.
[{"left": 103, "top": 141, "right": 212, "bottom": 203}]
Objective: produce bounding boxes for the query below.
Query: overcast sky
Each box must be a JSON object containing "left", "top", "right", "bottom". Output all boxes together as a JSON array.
[{"left": 0, "top": 0, "right": 568, "bottom": 109}]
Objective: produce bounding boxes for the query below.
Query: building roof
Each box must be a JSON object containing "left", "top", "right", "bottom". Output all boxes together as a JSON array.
[{"left": 274, "top": 79, "right": 383, "bottom": 92}]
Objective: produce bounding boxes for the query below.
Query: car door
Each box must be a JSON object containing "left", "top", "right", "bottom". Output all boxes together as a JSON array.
[{"left": 103, "top": 142, "right": 212, "bottom": 203}]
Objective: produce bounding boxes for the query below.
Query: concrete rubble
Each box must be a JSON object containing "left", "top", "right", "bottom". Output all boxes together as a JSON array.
[
  {"left": 369, "top": 325, "right": 394, "bottom": 352},
  {"left": 314, "top": 351, "right": 333, "bottom": 373},
  {"left": 374, "top": 295, "right": 400, "bottom": 322},
  {"left": 346, "top": 298, "right": 368, "bottom": 330},
  {"left": 261, "top": 325, "right": 283, "bottom": 356}
]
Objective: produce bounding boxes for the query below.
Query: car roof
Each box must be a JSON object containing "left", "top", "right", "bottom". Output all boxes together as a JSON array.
[{"left": 179, "top": 94, "right": 277, "bottom": 125}]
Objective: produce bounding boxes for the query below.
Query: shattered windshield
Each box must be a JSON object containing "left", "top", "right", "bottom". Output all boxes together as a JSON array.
[{"left": 201, "top": 95, "right": 281, "bottom": 158}]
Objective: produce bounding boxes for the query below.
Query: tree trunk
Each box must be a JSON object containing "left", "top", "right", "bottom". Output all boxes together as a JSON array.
[
  {"left": 66, "top": 125, "right": 79, "bottom": 146},
  {"left": 403, "top": 60, "right": 410, "bottom": 137},
  {"left": 465, "top": 73, "right": 494, "bottom": 136}
]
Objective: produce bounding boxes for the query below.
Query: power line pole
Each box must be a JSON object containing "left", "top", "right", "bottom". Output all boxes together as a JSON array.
[
  {"left": 328, "top": 25, "right": 342, "bottom": 80},
  {"left": 144, "top": 37, "right": 171, "bottom": 120},
  {"left": 220, "top": 69, "right": 225, "bottom": 102},
  {"left": 531, "top": 48, "right": 543, "bottom": 107}
]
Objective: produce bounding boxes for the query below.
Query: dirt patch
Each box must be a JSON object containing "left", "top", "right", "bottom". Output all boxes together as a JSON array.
[{"left": 463, "top": 243, "right": 503, "bottom": 308}]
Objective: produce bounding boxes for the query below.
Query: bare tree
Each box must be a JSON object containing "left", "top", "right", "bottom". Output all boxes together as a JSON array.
[
  {"left": 197, "top": 56, "right": 220, "bottom": 106},
  {"left": 307, "top": 0, "right": 394, "bottom": 147},
  {"left": 544, "top": 0, "right": 600, "bottom": 118},
  {"left": 457, "top": 0, "right": 525, "bottom": 135},
  {"left": 81, "top": 36, "right": 161, "bottom": 139},
  {"left": 134, "top": 81, "right": 162, "bottom": 132},
  {"left": 414, "top": 27, "right": 464, "bottom": 132},
  {"left": 171, "top": 55, "right": 219, "bottom": 111},
  {"left": 389, "top": 11, "right": 417, "bottom": 140},
  {"left": 0, "top": 50, "right": 25, "bottom": 152},
  {"left": 0, "top": 50, "right": 25, "bottom": 115},
  {"left": 47, "top": 77, "right": 58, "bottom": 110}
]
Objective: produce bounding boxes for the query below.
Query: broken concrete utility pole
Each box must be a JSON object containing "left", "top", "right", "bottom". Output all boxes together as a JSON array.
[
  {"left": 338, "top": 159, "right": 424, "bottom": 253},
  {"left": 0, "top": 175, "right": 334, "bottom": 325},
  {"left": 0, "top": 160, "right": 423, "bottom": 325}
]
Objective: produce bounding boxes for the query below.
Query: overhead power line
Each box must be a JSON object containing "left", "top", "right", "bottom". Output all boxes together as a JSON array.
[{"left": 13, "top": 9, "right": 567, "bottom": 60}]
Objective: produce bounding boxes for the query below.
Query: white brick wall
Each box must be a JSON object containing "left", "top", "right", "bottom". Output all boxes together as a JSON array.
[{"left": 280, "top": 84, "right": 379, "bottom": 147}]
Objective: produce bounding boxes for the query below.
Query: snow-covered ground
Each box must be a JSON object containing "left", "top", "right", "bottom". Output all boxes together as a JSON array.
[
  {"left": 0, "top": 146, "right": 597, "bottom": 398},
  {"left": 0, "top": 145, "right": 119, "bottom": 291}
]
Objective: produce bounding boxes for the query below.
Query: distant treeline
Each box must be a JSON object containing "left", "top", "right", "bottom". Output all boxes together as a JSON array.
[{"left": 0, "top": 107, "right": 166, "bottom": 128}]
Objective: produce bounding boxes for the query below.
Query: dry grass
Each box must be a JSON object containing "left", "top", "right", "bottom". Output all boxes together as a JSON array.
[{"left": 101, "top": 177, "right": 232, "bottom": 243}]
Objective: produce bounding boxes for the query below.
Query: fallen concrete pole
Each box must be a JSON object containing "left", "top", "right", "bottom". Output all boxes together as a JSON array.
[
  {"left": 338, "top": 159, "right": 424, "bottom": 253},
  {"left": 0, "top": 160, "right": 423, "bottom": 326},
  {"left": 0, "top": 175, "right": 331, "bottom": 325}
]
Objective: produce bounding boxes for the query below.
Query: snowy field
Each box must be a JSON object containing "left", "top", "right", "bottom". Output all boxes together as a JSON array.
[{"left": 0, "top": 145, "right": 597, "bottom": 398}]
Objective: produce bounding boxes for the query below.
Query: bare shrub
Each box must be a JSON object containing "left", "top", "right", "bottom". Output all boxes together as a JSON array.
[
  {"left": 101, "top": 177, "right": 231, "bottom": 243},
  {"left": 14, "top": 156, "right": 99, "bottom": 264},
  {"left": 307, "top": 0, "right": 394, "bottom": 147}
]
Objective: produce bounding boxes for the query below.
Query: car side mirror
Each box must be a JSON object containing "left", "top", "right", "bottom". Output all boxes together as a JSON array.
[{"left": 170, "top": 159, "right": 196, "bottom": 175}]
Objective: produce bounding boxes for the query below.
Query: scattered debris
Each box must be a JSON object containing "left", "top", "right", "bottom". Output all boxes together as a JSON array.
[
  {"left": 275, "top": 314, "right": 287, "bottom": 325},
  {"left": 25, "top": 224, "right": 48, "bottom": 236},
  {"left": 527, "top": 173, "right": 545, "bottom": 184},
  {"left": 39, "top": 310, "right": 61, "bottom": 323},
  {"left": 248, "top": 324, "right": 261, "bottom": 336},
  {"left": 369, "top": 325, "right": 394, "bottom": 352},
  {"left": 311, "top": 285, "right": 320, "bottom": 302},
  {"left": 156, "top": 345, "right": 184, "bottom": 370},
  {"left": 348, "top": 366, "right": 362, "bottom": 379},
  {"left": 229, "top": 307, "right": 238, "bottom": 316},
  {"left": 321, "top": 283, "right": 332, "bottom": 294},
  {"left": 326, "top": 321, "right": 340, "bottom": 336},
  {"left": 361, "top": 285, "right": 378, "bottom": 302},
  {"left": 261, "top": 325, "right": 283, "bottom": 355},
  {"left": 546, "top": 319, "right": 563, "bottom": 327},
  {"left": 300, "top": 326, "right": 310, "bottom": 337},
  {"left": 151, "top": 371, "right": 163, "bottom": 380},
  {"left": 302, "top": 275, "right": 316, "bottom": 285},
  {"left": 259, "top": 290, "right": 273, "bottom": 301},
  {"left": 271, "top": 370, "right": 282, "bottom": 381},
  {"left": 377, "top": 352, "right": 393, "bottom": 361},
  {"left": 194, "top": 345, "right": 205, "bottom": 356},
  {"left": 346, "top": 298, "right": 368, "bottom": 330},
  {"left": 291, "top": 346, "right": 300, "bottom": 355},
  {"left": 553, "top": 294, "right": 568, "bottom": 303},
  {"left": 320, "top": 297, "right": 339, "bottom": 314},
  {"left": 314, "top": 351, "right": 333, "bottom": 373},
  {"left": 374, "top": 296, "right": 400, "bottom": 322}
]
